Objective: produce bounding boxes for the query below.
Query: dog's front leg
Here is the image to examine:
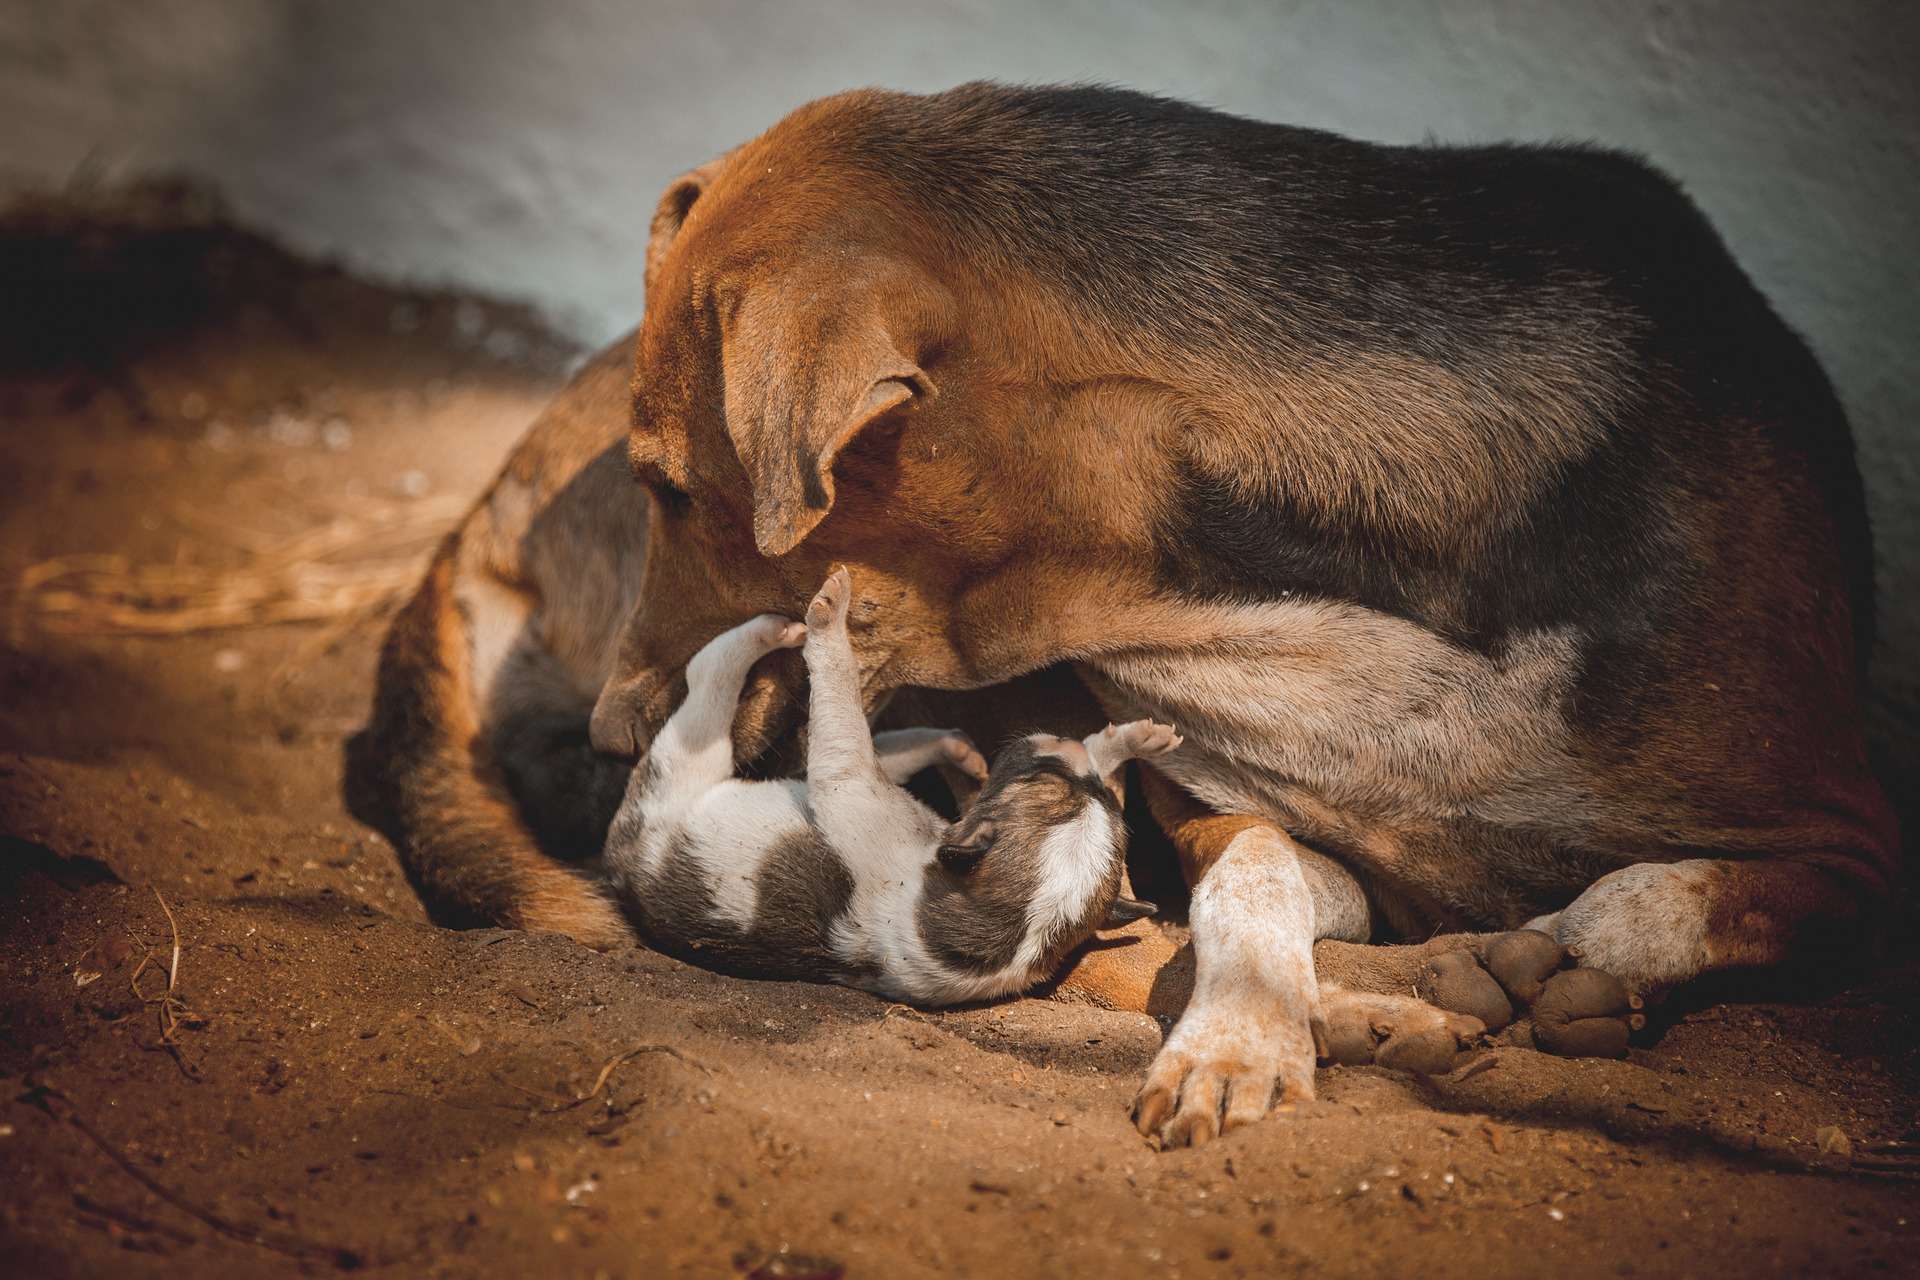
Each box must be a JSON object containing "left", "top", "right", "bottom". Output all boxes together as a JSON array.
[{"left": 1131, "top": 823, "right": 1325, "bottom": 1147}]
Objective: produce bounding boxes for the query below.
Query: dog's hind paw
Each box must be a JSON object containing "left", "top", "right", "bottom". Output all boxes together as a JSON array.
[
  {"left": 1415, "top": 930, "right": 1642, "bottom": 1059},
  {"left": 1317, "top": 990, "right": 1484, "bottom": 1075}
]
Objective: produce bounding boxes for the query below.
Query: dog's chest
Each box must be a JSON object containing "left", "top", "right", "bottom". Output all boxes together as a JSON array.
[{"left": 1078, "top": 599, "right": 1594, "bottom": 839}]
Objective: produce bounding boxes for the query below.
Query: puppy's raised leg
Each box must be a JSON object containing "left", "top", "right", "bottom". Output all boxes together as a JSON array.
[
  {"left": 1086, "top": 718, "right": 1183, "bottom": 783},
  {"left": 637, "top": 613, "right": 805, "bottom": 798},
  {"left": 800, "top": 569, "right": 941, "bottom": 851},
  {"left": 800, "top": 569, "right": 879, "bottom": 784},
  {"left": 871, "top": 728, "right": 989, "bottom": 787}
]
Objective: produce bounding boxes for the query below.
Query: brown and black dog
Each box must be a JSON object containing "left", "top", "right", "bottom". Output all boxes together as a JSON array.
[{"left": 361, "top": 84, "right": 1897, "bottom": 1149}]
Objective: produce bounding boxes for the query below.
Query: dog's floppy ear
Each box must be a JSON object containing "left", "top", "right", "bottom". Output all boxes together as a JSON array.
[
  {"left": 720, "top": 264, "right": 947, "bottom": 558},
  {"left": 937, "top": 820, "right": 996, "bottom": 874},
  {"left": 645, "top": 156, "right": 729, "bottom": 301},
  {"left": 1102, "top": 896, "right": 1158, "bottom": 929}
]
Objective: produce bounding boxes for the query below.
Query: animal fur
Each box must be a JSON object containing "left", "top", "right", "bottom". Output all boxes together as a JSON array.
[{"left": 579, "top": 84, "right": 1897, "bottom": 1145}]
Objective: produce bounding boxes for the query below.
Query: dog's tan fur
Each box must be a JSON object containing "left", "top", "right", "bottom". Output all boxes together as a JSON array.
[{"left": 363, "top": 85, "right": 1897, "bottom": 1146}]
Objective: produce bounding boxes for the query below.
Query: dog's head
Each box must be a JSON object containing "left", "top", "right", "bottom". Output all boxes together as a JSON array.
[{"left": 590, "top": 91, "right": 1167, "bottom": 763}]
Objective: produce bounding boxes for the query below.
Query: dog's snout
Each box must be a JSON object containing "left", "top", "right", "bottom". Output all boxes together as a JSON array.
[
  {"left": 589, "top": 674, "right": 678, "bottom": 760},
  {"left": 588, "top": 683, "right": 642, "bottom": 759}
]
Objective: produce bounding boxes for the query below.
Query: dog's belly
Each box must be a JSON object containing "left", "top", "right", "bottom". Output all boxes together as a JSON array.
[{"left": 1080, "top": 598, "right": 1615, "bottom": 925}]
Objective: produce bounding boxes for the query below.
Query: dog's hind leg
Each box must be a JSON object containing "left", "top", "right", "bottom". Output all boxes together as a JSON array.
[
  {"left": 358, "top": 550, "right": 635, "bottom": 949},
  {"left": 1543, "top": 854, "right": 1886, "bottom": 994}
]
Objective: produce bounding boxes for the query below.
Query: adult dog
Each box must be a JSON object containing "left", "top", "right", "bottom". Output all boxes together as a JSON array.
[{"left": 364, "top": 84, "right": 1896, "bottom": 1148}]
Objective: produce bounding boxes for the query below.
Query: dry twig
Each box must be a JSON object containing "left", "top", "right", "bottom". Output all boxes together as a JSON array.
[
  {"left": 129, "top": 888, "right": 205, "bottom": 1078},
  {"left": 492, "top": 1041, "right": 714, "bottom": 1115}
]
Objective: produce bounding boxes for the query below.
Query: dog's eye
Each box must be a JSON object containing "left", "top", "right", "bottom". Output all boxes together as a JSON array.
[{"left": 635, "top": 463, "right": 692, "bottom": 516}]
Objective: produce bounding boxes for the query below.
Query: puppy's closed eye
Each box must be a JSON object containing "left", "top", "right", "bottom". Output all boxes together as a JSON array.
[{"left": 936, "top": 820, "right": 996, "bottom": 872}]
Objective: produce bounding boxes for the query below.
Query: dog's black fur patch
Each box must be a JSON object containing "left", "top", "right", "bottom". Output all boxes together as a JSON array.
[{"left": 825, "top": 82, "right": 1871, "bottom": 678}]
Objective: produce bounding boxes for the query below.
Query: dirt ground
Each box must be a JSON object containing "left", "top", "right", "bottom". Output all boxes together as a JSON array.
[{"left": 2, "top": 187, "right": 1917, "bottom": 1279}]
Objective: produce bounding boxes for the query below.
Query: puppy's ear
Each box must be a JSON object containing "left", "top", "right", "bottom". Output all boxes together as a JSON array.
[
  {"left": 1102, "top": 896, "right": 1158, "bottom": 929},
  {"left": 720, "top": 261, "right": 954, "bottom": 557},
  {"left": 645, "top": 155, "right": 730, "bottom": 301},
  {"left": 936, "top": 820, "right": 996, "bottom": 874}
]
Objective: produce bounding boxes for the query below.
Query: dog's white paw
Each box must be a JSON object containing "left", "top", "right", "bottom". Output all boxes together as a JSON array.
[{"left": 1131, "top": 983, "right": 1319, "bottom": 1149}]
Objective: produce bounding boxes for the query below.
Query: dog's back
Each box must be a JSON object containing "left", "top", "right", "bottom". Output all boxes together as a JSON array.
[
  {"left": 791, "top": 84, "right": 1893, "bottom": 898},
  {"left": 348, "top": 343, "right": 645, "bottom": 946}
]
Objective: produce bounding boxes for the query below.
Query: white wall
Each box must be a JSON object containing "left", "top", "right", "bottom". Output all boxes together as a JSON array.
[{"left": 4, "top": 0, "right": 1917, "bottom": 764}]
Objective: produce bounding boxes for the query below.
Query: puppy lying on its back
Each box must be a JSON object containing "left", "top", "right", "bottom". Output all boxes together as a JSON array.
[{"left": 606, "top": 568, "right": 1178, "bottom": 1006}]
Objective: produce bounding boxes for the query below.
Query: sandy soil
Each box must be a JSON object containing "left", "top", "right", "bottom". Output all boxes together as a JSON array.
[{"left": 2, "top": 187, "right": 1917, "bottom": 1279}]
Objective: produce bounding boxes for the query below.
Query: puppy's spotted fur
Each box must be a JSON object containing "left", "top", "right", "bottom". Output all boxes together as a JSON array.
[{"left": 604, "top": 569, "right": 1174, "bottom": 1005}]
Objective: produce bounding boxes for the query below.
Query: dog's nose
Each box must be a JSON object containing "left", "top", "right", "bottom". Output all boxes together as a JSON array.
[{"left": 589, "top": 676, "right": 657, "bottom": 759}]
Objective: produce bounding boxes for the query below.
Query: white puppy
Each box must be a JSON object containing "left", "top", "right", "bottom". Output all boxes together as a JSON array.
[{"left": 605, "top": 568, "right": 1180, "bottom": 1005}]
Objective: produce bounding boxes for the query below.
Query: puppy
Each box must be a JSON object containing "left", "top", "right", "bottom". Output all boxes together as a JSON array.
[{"left": 604, "top": 568, "right": 1179, "bottom": 1005}]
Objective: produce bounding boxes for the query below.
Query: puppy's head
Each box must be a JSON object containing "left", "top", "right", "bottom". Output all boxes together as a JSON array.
[{"left": 914, "top": 724, "right": 1177, "bottom": 999}]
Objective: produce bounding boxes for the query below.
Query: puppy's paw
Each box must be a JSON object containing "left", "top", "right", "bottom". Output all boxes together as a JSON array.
[
  {"left": 806, "top": 566, "right": 852, "bottom": 630},
  {"left": 1105, "top": 719, "right": 1182, "bottom": 760},
  {"left": 937, "top": 731, "right": 989, "bottom": 783},
  {"left": 743, "top": 613, "right": 807, "bottom": 651}
]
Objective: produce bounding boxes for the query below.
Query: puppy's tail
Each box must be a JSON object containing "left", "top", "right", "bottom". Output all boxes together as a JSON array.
[{"left": 347, "top": 546, "right": 636, "bottom": 949}]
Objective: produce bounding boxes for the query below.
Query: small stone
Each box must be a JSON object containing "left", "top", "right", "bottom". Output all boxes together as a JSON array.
[
  {"left": 1815, "top": 1125, "right": 1852, "bottom": 1157},
  {"left": 1050, "top": 1111, "right": 1069, "bottom": 1126}
]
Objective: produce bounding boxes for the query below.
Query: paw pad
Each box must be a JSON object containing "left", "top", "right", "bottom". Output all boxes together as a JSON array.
[
  {"left": 1417, "top": 950, "right": 1514, "bottom": 1033},
  {"left": 1418, "top": 930, "right": 1643, "bottom": 1060}
]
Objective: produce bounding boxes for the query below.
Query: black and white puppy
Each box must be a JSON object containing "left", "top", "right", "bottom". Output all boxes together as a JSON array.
[{"left": 605, "top": 568, "right": 1178, "bottom": 1005}]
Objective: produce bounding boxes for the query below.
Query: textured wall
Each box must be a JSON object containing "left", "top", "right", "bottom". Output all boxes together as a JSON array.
[{"left": 4, "top": 0, "right": 1916, "bottom": 771}]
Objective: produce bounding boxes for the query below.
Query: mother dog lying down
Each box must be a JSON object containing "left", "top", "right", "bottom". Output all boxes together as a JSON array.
[{"left": 361, "top": 84, "right": 1897, "bottom": 1149}]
